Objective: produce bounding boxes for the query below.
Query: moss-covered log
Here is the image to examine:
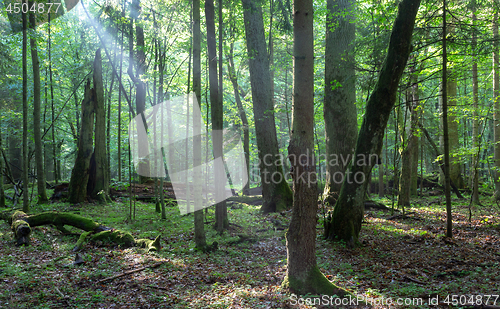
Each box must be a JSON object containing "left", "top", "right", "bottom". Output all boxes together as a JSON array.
[{"left": 0, "top": 210, "right": 160, "bottom": 251}]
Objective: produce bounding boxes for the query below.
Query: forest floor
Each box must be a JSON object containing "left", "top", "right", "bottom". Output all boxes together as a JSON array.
[{"left": 0, "top": 187, "right": 499, "bottom": 308}]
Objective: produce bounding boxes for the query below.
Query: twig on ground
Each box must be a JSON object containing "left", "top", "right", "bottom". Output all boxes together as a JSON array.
[{"left": 96, "top": 261, "right": 165, "bottom": 284}]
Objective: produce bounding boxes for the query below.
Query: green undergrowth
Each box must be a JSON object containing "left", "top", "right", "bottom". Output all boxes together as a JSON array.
[{"left": 1, "top": 189, "right": 499, "bottom": 308}]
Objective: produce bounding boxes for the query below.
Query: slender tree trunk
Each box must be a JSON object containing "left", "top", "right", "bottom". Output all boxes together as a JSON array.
[
  {"left": 471, "top": 5, "right": 480, "bottom": 204},
  {"left": 216, "top": 0, "right": 228, "bottom": 231},
  {"left": 130, "top": 0, "right": 150, "bottom": 182},
  {"left": 241, "top": 0, "right": 293, "bottom": 213},
  {"left": 493, "top": 9, "right": 500, "bottom": 200},
  {"left": 29, "top": 8, "right": 48, "bottom": 203},
  {"left": 324, "top": 0, "right": 421, "bottom": 244},
  {"left": 0, "top": 115, "right": 5, "bottom": 207},
  {"left": 323, "top": 0, "right": 358, "bottom": 205},
  {"left": 193, "top": 0, "right": 207, "bottom": 249},
  {"left": 48, "top": 15, "right": 58, "bottom": 184},
  {"left": 117, "top": 6, "right": 125, "bottom": 182},
  {"left": 206, "top": 0, "right": 228, "bottom": 232},
  {"left": 409, "top": 64, "right": 419, "bottom": 196},
  {"left": 378, "top": 156, "right": 384, "bottom": 197},
  {"left": 22, "top": 6, "right": 29, "bottom": 212},
  {"left": 227, "top": 43, "right": 250, "bottom": 195},
  {"left": 398, "top": 100, "right": 411, "bottom": 211},
  {"left": 442, "top": 0, "right": 453, "bottom": 238},
  {"left": 91, "top": 49, "right": 110, "bottom": 202},
  {"left": 283, "top": 0, "right": 348, "bottom": 296}
]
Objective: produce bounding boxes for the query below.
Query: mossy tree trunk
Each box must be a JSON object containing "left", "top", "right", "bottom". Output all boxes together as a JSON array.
[
  {"left": 0, "top": 210, "right": 160, "bottom": 251},
  {"left": 241, "top": 0, "right": 293, "bottom": 213},
  {"left": 282, "top": 0, "right": 348, "bottom": 296},
  {"left": 324, "top": 0, "right": 421, "bottom": 245},
  {"left": 68, "top": 80, "right": 94, "bottom": 204}
]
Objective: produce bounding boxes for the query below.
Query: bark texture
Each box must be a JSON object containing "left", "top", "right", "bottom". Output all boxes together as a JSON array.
[
  {"left": 324, "top": 0, "right": 421, "bottom": 244},
  {"left": 91, "top": 49, "right": 110, "bottom": 202},
  {"left": 193, "top": 0, "right": 207, "bottom": 250},
  {"left": 68, "top": 80, "right": 94, "bottom": 204},
  {"left": 241, "top": 0, "right": 293, "bottom": 213},
  {"left": 29, "top": 9, "right": 49, "bottom": 203},
  {"left": 323, "top": 0, "right": 358, "bottom": 205},
  {"left": 206, "top": 0, "right": 228, "bottom": 231},
  {"left": 282, "top": 0, "right": 348, "bottom": 296}
]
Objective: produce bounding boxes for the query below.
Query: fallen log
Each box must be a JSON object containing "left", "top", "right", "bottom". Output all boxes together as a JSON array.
[{"left": 0, "top": 210, "right": 161, "bottom": 252}]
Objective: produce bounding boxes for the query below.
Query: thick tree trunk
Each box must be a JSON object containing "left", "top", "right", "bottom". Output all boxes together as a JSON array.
[
  {"left": 29, "top": 9, "right": 49, "bottom": 204},
  {"left": 324, "top": 0, "right": 421, "bottom": 244},
  {"left": 91, "top": 49, "right": 110, "bottom": 202},
  {"left": 227, "top": 43, "right": 250, "bottom": 195},
  {"left": 282, "top": 0, "right": 348, "bottom": 296},
  {"left": 68, "top": 81, "right": 94, "bottom": 204},
  {"left": 0, "top": 210, "right": 160, "bottom": 251},
  {"left": 241, "top": 0, "right": 293, "bottom": 213},
  {"left": 322, "top": 0, "right": 358, "bottom": 205}
]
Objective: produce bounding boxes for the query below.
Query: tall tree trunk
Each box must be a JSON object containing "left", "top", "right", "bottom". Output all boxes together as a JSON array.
[
  {"left": 68, "top": 81, "right": 94, "bottom": 204},
  {"left": 409, "top": 64, "right": 419, "bottom": 196},
  {"left": 91, "top": 49, "right": 110, "bottom": 202},
  {"left": 227, "top": 43, "right": 250, "bottom": 196},
  {"left": 324, "top": 0, "right": 421, "bottom": 244},
  {"left": 22, "top": 6, "right": 29, "bottom": 212},
  {"left": 282, "top": 0, "right": 348, "bottom": 296},
  {"left": 206, "top": 0, "right": 227, "bottom": 232},
  {"left": 322, "top": 0, "right": 358, "bottom": 205},
  {"left": 442, "top": 0, "right": 453, "bottom": 237},
  {"left": 48, "top": 15, "right": 58, "bottom": 184},
  {"left": 494, "top": 9, "right": 500, "bottom": 200},
  {"left": 193, "top": 0, "right": 207, "bottom": 250},
  {"left": 118, "top": 5, "right": 125, "bottom": 182},
  {"left": 471, "top": 4, "right": 480, "bottom": 204},
  {"left": 130, "top": 0, "right": 150, "bottom": 182},
  {"left": 241, "top": 0, "right": 293, "bottom": 213},
  {"left": 0, "top": 115, "right": 5, "bottom": 207},
  {"left": 29, "top": 8, "right": 48, "bottom": 203}
]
